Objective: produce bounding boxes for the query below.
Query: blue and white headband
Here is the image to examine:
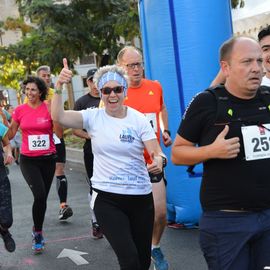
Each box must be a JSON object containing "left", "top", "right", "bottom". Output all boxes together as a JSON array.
[{"left": 97, "top": 71, "right": 128, "bottom": 96}]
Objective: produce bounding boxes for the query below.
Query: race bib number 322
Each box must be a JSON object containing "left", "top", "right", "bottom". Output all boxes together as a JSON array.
[
  {"left": 28, "top": 134, "right": 50, "bottom": 151},
  {"left": 241, "top": 124, "right": 270, "bottom": 161}
]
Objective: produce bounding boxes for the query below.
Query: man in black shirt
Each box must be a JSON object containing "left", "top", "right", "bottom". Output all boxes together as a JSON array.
[
  {"left": 73, "top": 68, "right": 103, "bottom": 239},
  {"left": 172, "top": 37, "right": 270, "bottom": 269}
]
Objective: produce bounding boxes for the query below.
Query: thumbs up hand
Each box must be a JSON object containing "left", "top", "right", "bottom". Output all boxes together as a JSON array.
[
  {"left": 63, "top": 58, "right": 68, "bottom": 69},
  {"left": 56, "top": 58, "right": 73, "bottom": 88},
  {"left": 209, "top": 125, "right": 240, "bottom": 159}
]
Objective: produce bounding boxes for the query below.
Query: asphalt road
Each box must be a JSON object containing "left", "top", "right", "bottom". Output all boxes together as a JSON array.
[{"left": 0, "top": 163, "right": 208, "bottom": 270}]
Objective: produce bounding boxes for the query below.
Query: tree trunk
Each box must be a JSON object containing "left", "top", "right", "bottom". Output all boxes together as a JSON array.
[{"left": 66, "top": 83, "right": 75, "bottom": 109}]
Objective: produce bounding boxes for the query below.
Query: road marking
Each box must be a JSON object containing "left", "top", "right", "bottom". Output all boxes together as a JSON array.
[{"left": 57, "top": 248, "right": 89, "bottom": 265}]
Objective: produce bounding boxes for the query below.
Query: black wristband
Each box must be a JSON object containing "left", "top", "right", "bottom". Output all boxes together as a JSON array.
[{"left": 163, "top": 129, "right": 171, "bottom": 136}]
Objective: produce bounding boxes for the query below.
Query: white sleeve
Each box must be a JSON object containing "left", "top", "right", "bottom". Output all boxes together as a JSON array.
[
  {"left": 138, "top": 114, "right": 157, "bottom": 142},
  {"left": 81, "top": 108, "right": 98, "bottom": 133}
]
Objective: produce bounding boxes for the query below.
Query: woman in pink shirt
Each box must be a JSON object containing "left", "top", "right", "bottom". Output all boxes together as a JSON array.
[{"left": 9, "top": 76, "right": 56, "bottom": 254}]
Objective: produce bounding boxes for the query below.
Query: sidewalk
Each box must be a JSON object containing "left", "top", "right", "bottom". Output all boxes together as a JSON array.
[
  {"left": 66, "top": 147, "right": 85, "bottom": 172},
  {"left": 3, "top": 151, "right": 207, "bottom": 270}
]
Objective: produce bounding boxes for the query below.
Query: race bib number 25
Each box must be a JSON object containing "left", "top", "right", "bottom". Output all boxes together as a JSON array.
[{"left": 241, "top": 124, "right": 270, "bottom": 161}]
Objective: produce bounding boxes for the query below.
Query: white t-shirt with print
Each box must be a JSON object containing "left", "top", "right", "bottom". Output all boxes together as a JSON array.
[{"left": 81, "top": 107, "right": 156, "bottom": 195}]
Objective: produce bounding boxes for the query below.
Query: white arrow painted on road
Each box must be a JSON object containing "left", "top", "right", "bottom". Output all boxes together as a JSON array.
[{"left": 57, "top": 248, "right": 89, "bottom": 265}]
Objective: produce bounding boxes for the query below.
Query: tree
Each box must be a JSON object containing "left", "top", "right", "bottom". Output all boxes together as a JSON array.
[
  {"left": 8, "top": 0, "right": 140, "bottom": 73},
  {"left": 0, "top": 0, "right": 242, "bottom": 95},
  {"left": 3, "top": 17, "right": 33, "bottom": 37},
  {"left": 231, "top": 0, "right": 245, "bottom": 9},
  {"left": 0, "top": 57, "right": 26, "bottom": 90},
  {"left": 6, "top": 0, "right": 243, "bottom": 72}
]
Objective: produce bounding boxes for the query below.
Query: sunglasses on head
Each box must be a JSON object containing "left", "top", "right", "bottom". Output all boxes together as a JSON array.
[{"left": 100, "top": 86, "right": 124, "bottom": 95}]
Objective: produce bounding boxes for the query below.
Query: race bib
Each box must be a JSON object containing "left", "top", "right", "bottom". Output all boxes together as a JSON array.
[
  {"left": 241, "top": 124, "right": 270, "bottom": 161},
  {"left": 53, "top": 133, "right": 61, "bottom": 145},
  {"left": 28, "top": 134, "right": 50, "bottom": 151},
  {"left": 144, "top": 113, "right": 158, "bottom": 132}
]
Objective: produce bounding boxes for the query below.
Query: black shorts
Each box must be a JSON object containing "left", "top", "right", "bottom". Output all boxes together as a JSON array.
[{"left": 55, "top": 138, "right": 66, "bottom": 163}]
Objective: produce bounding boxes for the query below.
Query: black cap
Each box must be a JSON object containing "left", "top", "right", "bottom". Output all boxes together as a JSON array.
[{"left": 86, "top": 68, "right": 97, "bottom": 80}]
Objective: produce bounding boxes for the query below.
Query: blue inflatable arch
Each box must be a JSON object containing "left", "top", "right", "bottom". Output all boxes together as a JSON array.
[{"left": 138, "top": 0, "right": 233, "bottom": 226}]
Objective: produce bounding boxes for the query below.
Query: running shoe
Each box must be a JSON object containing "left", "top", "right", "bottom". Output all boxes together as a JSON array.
[
  {"left": 92, "top": 222, "right": 103, "bottom": 239},
  {"left": 151, "top": 247, "right": 169, "bottom": 270},
  {"left": 32, "top": 231, "right": 44, "bottom": 254},
  {"left": 59, "top": 205, "right": 73, "bottom": 220},
  {"left": 0, "top": 227, "right": 16, "bottom": 252}
]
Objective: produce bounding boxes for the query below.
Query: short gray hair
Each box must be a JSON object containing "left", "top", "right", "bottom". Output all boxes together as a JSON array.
[{"left": 36, "top": 65, "right": 51, "bottom": 75}]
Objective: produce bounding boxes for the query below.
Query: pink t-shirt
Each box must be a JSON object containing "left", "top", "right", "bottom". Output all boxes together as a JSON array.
[{"left": 13, "top": 103, "right": 56, "bottom": 157}]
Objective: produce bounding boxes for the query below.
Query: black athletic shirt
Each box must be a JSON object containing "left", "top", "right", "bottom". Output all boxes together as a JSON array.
[
  {"left": 74, "top": 93, "right": 100, "bottom": 149},
  {"left": 178, "top": 87, "right": 270, "bottom": 211},
  {"left": 74, "top": 92, "right": 100, "bottom": 111}
]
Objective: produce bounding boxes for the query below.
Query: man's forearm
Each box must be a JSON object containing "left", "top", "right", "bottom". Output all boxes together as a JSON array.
[
  {"left": 171, "top": 144, "right": 212, "bottom": 165},
  {"left": 73, "top": 129, "right": 90, "bottom": 140},
  {"left": 160, "top": 105, "right": 169, "bottom": 131}
]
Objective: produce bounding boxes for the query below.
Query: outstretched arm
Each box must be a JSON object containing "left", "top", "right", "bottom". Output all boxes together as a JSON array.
[
  {"left": 73, "top": 128, "right": 90, "bottom": 140},
  {"left": 51, "top": 58, "right": 83, "bottom": 129}
]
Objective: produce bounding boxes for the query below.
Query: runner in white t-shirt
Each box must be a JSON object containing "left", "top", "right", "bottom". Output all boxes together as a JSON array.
[{"left": 51, "top": 60, "right": 167, "bottom": 270}]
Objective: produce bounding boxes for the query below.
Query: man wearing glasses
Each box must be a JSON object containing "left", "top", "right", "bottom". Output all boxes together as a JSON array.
[{"left": 117, "top": 46, "right": 172, "bottom": 270}]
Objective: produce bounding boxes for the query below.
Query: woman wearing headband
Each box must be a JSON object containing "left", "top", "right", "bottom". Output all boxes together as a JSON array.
[{"left": 51, "top": 59, "right": 167, "bottom": 270}]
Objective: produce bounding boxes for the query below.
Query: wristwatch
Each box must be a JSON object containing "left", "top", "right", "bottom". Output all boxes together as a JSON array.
[
  {"left": 163, "top": 129, "right": 171, "bottom": 136},
  {"left": 160, "top": 155, "right": 167, "bottom": 168}
]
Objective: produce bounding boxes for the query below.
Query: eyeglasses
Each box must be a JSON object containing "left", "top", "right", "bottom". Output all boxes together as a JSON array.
[
  {"left": 125, "top": 62, "right": 144, "bottom": 70},
  {"left": 100, "top": 86, "right": 124, "bottom": 95}
]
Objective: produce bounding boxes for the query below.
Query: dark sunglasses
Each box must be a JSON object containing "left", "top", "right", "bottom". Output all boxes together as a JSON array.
[{"left": 100, "top": 86, "right": 124, "bottom": 95}]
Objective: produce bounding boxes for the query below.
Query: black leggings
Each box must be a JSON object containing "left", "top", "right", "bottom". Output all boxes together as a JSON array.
[
  {"left": 83, "top": 142, "right": 94, "bottom": 194},
  {"left": 20, "top": 154, "right": 56, "bottom": 231},
  {"left": 94, "top": 190, "right": 154, "bottom": 270},
  {"left": 0, "top": 167, "right": 12, "bottom": 229},
  {"left": 83, "top": 141, "right": 94, "bottom": 180}
]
